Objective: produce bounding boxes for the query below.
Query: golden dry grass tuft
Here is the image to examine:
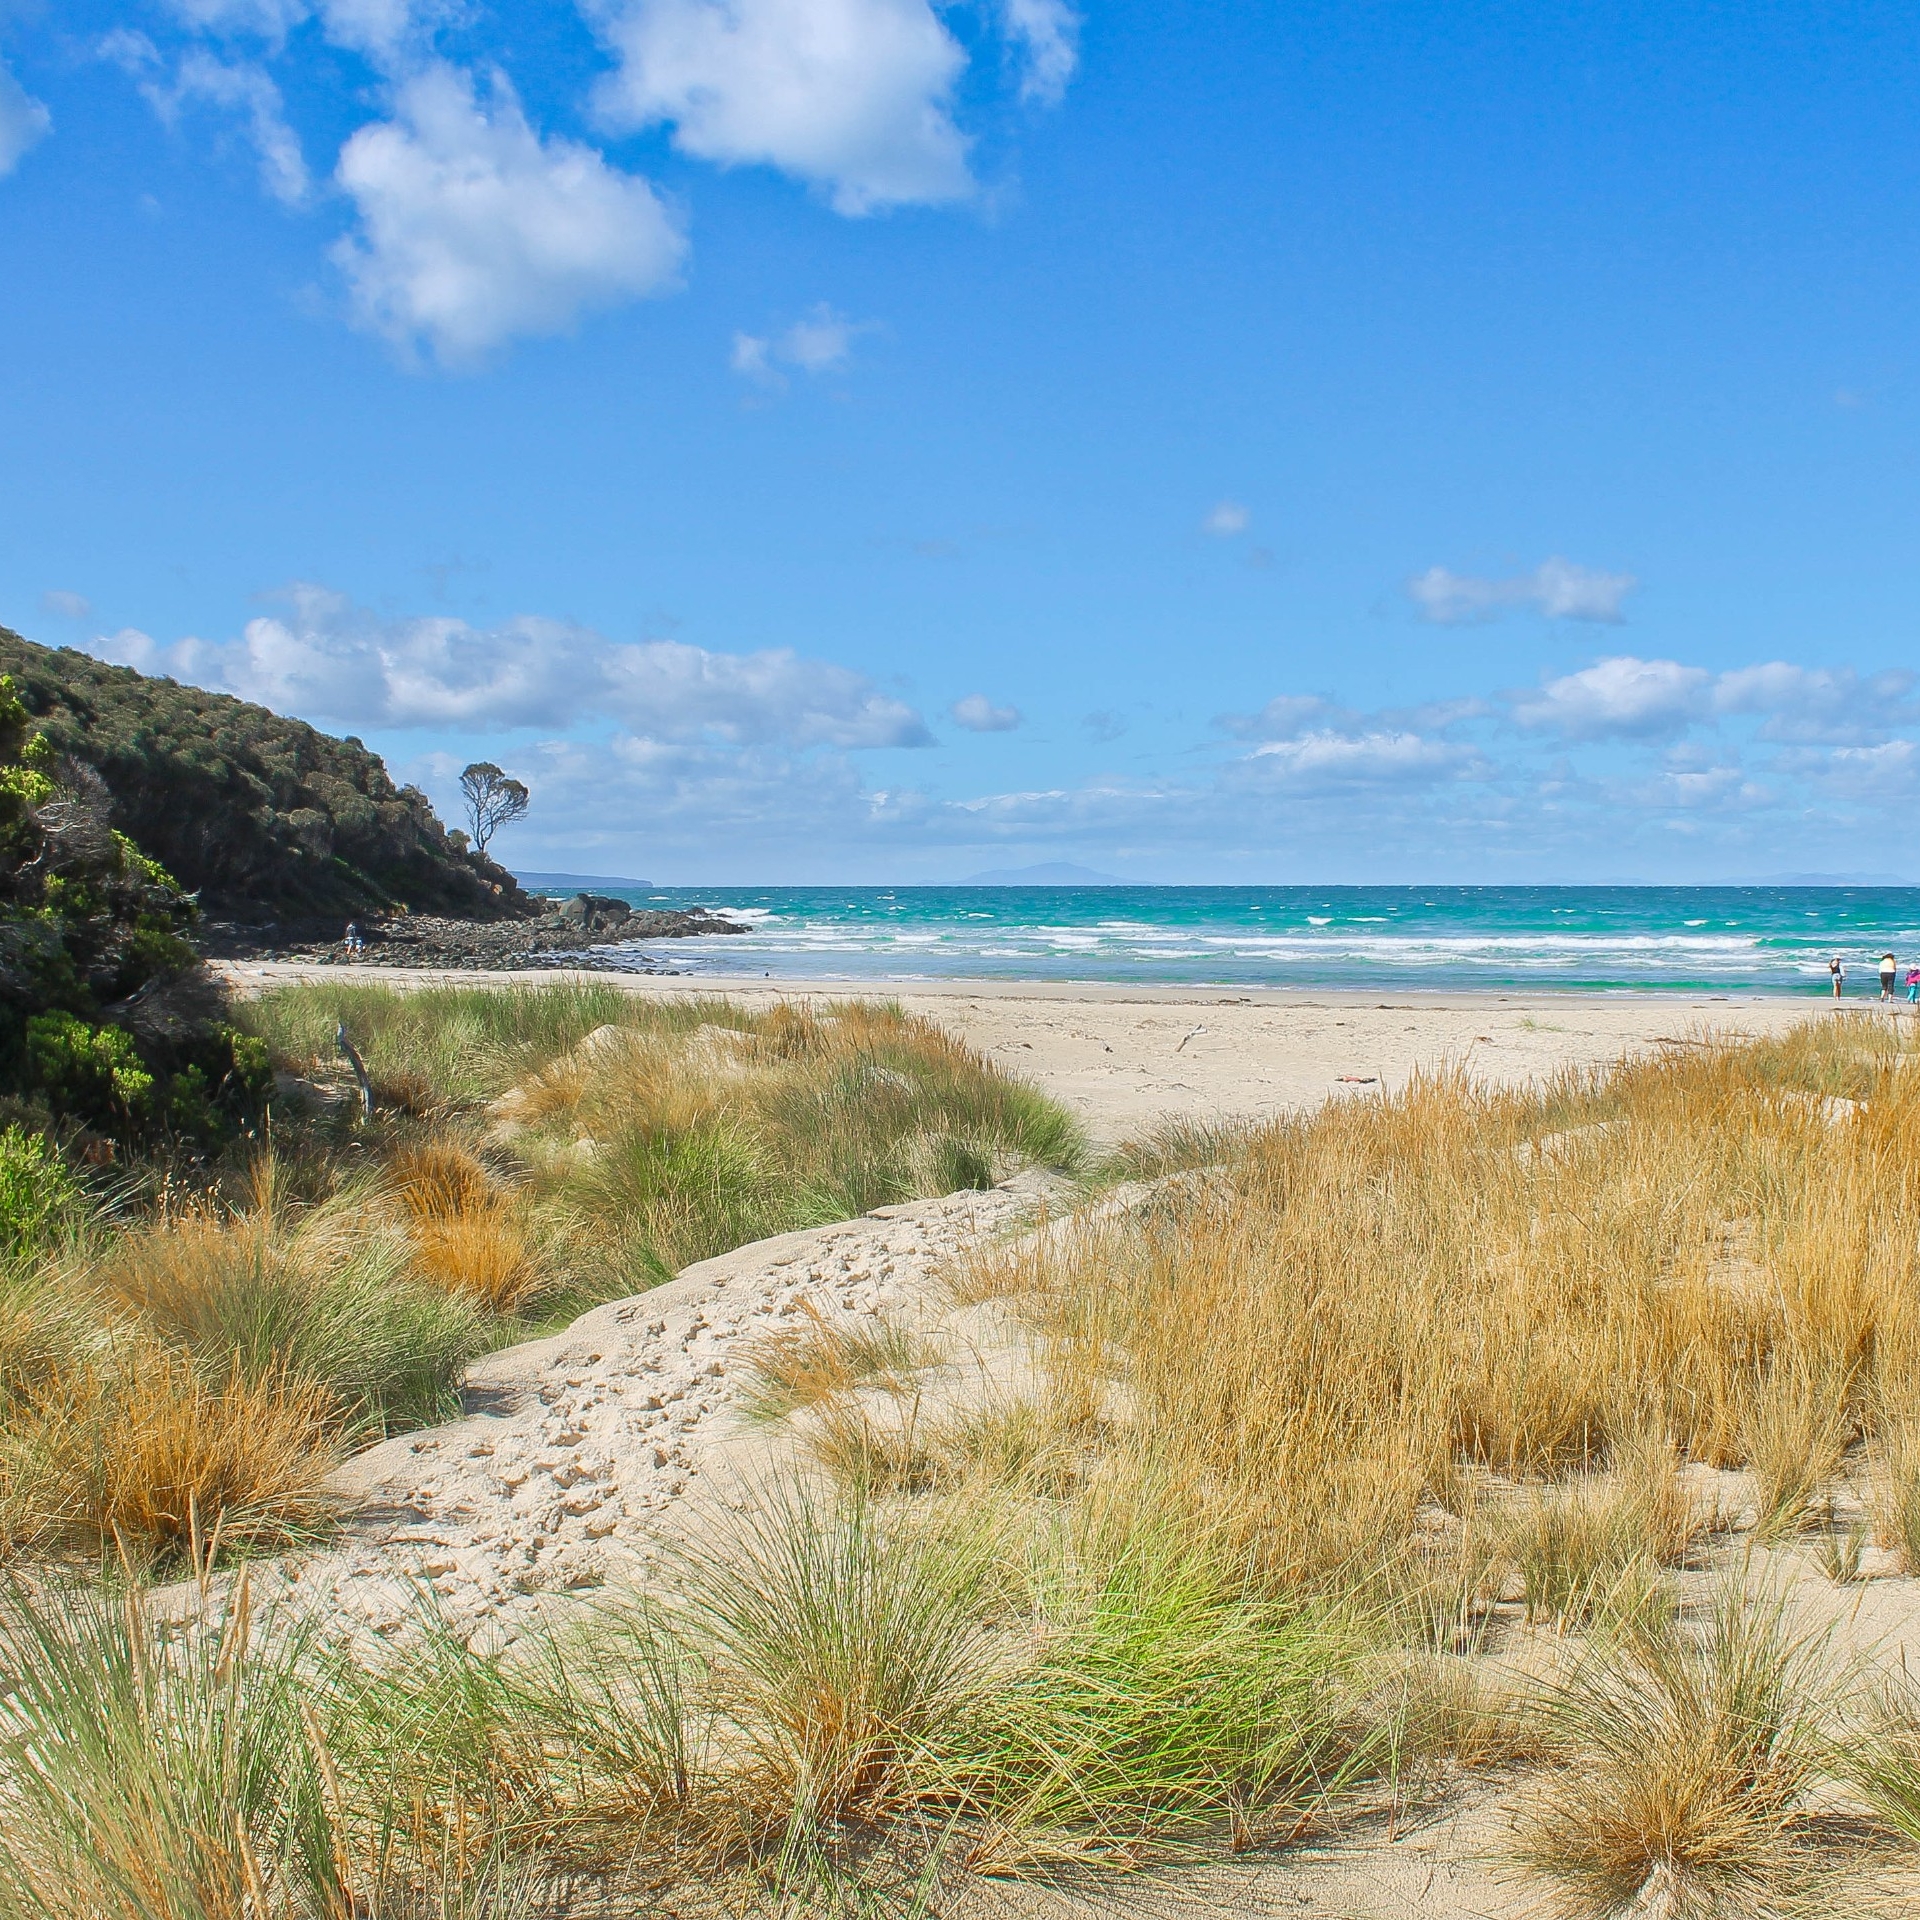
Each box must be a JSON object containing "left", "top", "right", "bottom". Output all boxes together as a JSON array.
[
  {"left": 0, "top": 1346, "right": 339, "bottom": 1560},
  {"left": 736, "top": 1309, "right": 937, "bottom": 1423}
]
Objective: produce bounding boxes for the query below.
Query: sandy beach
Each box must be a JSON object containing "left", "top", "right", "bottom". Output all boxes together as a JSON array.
[{"left": 219, "top": 959, "right": 1834, "bottom": 1141}]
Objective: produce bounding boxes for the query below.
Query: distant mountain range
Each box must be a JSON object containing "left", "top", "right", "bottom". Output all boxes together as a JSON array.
[
  {"left": 960, "top": 862, "right": 1126, "bottom": 886},
  {"left": 1734, "top": 872, "right": 1915, "bottom": 887},
  {"left": 514, "top": 869, "right": 654, "bottom": 893}
]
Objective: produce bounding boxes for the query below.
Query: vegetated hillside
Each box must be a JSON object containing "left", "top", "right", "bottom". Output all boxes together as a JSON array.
[{"left": 0, "top": 628, "right": 530, "bottom": 921}]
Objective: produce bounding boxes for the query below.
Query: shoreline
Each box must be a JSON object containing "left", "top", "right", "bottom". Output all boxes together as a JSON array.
[
  {"left": 215, "top": 956, "right": 1859, "bottom": 1009},
  {"left": 218, "top": 960, "right": 1836, "bottom": 1142}
]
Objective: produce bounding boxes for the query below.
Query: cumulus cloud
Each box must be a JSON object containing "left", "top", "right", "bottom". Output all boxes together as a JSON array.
[
  {"left": 1246, "top": 729, "right": 1478, "bottom": 789},
  {"left": 1802, "top": 739, "right": 1920, "bottom": 800},
  {"left": 1203, "top": 500, "right": 1249, "bottom": 537},
  {"left": 0, "top": 59, "right": 51, "bottom": 176},
  {"left": 93, "top": 584, "right": 932, "bottom": 749},
  {"left": 1627, "top": 755, "right": 1773, "bottom": 812},
  {"left": 39, "top": 590, "right": 91, "bottom": 621},
  {"left": 1410, "top": 556, "right": 1636, "bottom": 626},
  {"left": 1712, "top": 662, "right": 1920, "bottom": 745},
  {"left": 999, "top": 0, "right": 1078, "bottom": 105},
  {"left": 732, "top": 302, "right": 869, "bottom": 383},
  {"left": 333, "top": 63, "right": 684, "bottom": 365},
  {"left": 950, "top": 693, "right": 1021, "bottom": 732},
  {"left": 1512, "top": 656, "right": 1711, "bottom": 739},
  {"left": 584, "top": 0, "right": 972, "bottom": 214}
]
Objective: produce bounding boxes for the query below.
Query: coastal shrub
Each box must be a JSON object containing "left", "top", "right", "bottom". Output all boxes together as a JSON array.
[
  {"left": 0, "top": 1125, "right": 88, "bottom": 1257},
  {"left": 25, "top": 1011, "right": 154, "bottom": 1126},
  {"left": 0, "top": 623, "right": 525, "bottom": 921}
]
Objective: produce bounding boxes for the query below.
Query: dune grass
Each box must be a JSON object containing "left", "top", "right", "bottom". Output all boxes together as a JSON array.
[
  {"left": 10, "top": 1004, "right": 1920, "bottom": 1913},
  {"left": 0, "top": 1574, "right": 340, "bottom": 1920},
  {"left": 0, "top": 983, "right": 1082, "bottom": 1571},
  {"left": 1511, "top": 1585, "right": 1845, "bottom": 1918}
]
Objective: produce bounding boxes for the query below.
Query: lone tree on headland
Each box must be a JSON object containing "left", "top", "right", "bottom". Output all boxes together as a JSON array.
[{"left": 459, "top": 763, "right": 529, "bottom": 855}]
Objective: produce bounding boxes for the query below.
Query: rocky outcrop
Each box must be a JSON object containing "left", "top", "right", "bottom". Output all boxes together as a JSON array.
[{"left": 202, "top": 902, "right": 748, "bottom": 969}]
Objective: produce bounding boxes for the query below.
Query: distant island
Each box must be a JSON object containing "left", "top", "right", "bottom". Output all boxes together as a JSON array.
[
  {"left": 514, "top": 869, "right": 654, "bottom": 893},
  {"left": 961, "top": 862, "right": 1125, "bottom": 885}
]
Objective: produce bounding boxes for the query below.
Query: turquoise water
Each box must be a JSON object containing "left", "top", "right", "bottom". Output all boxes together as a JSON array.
[{"left": 572, "top": 886, "right": 1920, "bottom": 995}]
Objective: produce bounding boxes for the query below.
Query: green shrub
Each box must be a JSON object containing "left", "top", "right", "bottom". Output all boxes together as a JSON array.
[
  {"left": 24, "top": 1013, "right": 153, "bottom": 1126},
  {"left": 0, "top": 1127, "right": 87, "bottom": 1258}
]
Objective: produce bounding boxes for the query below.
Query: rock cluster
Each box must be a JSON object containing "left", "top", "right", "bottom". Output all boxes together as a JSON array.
[{"left": 200, "top": 901, "right": 748, "bottom": 971}]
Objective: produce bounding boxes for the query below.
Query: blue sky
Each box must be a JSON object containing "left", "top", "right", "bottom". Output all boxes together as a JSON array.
[{"left": 3, "top": 0, "right": 1919, "bottom": 883}]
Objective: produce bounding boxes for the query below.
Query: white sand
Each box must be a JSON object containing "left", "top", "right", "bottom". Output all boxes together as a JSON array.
[{"left": 219, "top": 961, "right": 1835, "bottom": 1142}]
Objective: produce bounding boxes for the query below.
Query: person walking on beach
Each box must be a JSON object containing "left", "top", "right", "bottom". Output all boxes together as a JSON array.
[
  {"left": 1831, "top": 956, "right": 1845, "bottom": 999},
  {"left": 1883, "top": 952, "right": 1900, "bottom": 1002},
  {"left": 343, "top": 920, "right": 363, "bottom": 956},
  {"left": 1906, "top": 966, "right": 1919, "bottom": 1008}
]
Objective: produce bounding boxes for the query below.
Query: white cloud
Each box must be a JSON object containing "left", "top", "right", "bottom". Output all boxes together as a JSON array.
[
  {"left": 1217, "top": 693, "right": 1340, "bottom": 740},
  {"left": 93, "top": 584, "right": 932, "bottom": 749},
  {"left": 1246, "top": 728, "right": 1476, "bottom": 789},
  {"left": 780, "top": 302, "right": 859, "bottom": 371},
  {"left": 999, "top": 0, "right": 1078, "bottom": 105},
  {"left": 162, "top": 0, "right": 443, "bottom": 62},
  {"left": 39, "top": 590, "right": 92, "bottom": 621},
  {"left": 1712, "top": 662, "right": 1919, "bottom": 745},
  {"left": 333, "top": 63, "right": 684, "bottom": 366},
  {"left": 163, "top": 0, "right": 307, "bottom": 38},
  {"left": 1512, "top": 656, "right": 1711, "bottom": 739},
  {"left": 1804, "top": 739, "right": 1920, "bottom": 800},
  {"left": 132, "top": 49, "right": 309, "bottom": 204},
  {"left": 950, "top": 693, "right": 1021, "bottom": 732},
  {"left": 729, "top": 332, "right": 773, "bottom": 379},
  {"left": 1410, "top": 556, "right": 1636, "bottom": 625},
  {"left": 732, "top": 302, "right": 868, "bottom": 382},
  {"left": 316, "top": 0, "right": 446, "bottom": 60},
  {"left": 584, "top": 0, "right": 973, "bottom": 214},
  {"left": 1628, "top": 759, "right": 1773, "bottom": 812},
  {"left": 1204, "top": 499, "right": 1249, "bottom": 537},
  {"left": 0, "top": 60, "right": 51, "bottom": 177}
]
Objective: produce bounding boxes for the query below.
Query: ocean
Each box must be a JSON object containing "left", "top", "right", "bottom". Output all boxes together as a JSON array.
[{"left": 562, "top": 885, "right": 1920, "bottom": 996}]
